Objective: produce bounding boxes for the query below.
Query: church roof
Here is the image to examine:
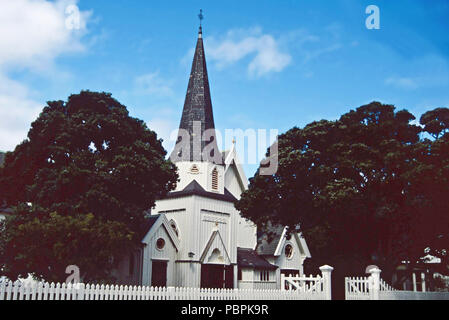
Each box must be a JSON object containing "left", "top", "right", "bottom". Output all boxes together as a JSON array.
[
  {"left": 256, "top": 224, "right": 285, "bottom": 256},
  {"left": 237, "top": 248, "right": 278, "bottom": 270},
  {"left": 164, "top": 179, "right": 237, "bottom": 203},
  {"left": 139, "top": 214, "right": 160, "bottom": 239},
  {"left": 221, "top": 150, "right": 230, "bottom": 162},
  {"left": 170, "top": 27, "right": 220, "bottom": 163}
]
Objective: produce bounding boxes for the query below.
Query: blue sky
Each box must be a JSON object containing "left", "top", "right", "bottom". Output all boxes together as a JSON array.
[{"left": 0, "top": 0, "right": 448, "bottom": 177}]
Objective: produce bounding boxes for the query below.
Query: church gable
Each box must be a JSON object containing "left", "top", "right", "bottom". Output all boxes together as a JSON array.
[
  {"left": 257, "top": 225, "right": 311, "bottom": 260},
  {"left": 142, "top": 214, "right": 180, "bottom": 251},
  {"left": 200, "top": 230, "right": 231, "bottom": 265},
  {"left": 273, "top": 228, "right": 311, "bottom": 258},
  {"left": 223, "top": 145, "right": 248, "bottom": 199}
]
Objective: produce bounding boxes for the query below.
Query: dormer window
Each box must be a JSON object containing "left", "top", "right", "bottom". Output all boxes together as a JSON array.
[{"left": 211, "top": 167, "right": 218, "bottom": 190}]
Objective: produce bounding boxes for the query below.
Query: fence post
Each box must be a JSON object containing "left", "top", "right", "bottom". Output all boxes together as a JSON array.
[
  {"left": 280, "top": 273, "right": 285, "bottom": 291},
  {"left": 167, "top": 286, "right": 175, "bottom": 300},
  {"left": 369, "top": 267, "right": 381, "bottom": 300},
  {"left": 421, "top": 273, "right": 426, "bottom": 292},
  {"left": 412, "top": 272, "right": 417, "bottom": 292},
  {"left": 319, "top": 265, "right": 333, "bottom": 300},
  {"left": 77, "top": 283, "right": 85, "bottom": 300}
]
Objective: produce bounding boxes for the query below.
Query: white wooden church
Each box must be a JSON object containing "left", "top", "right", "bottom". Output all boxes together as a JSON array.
[{"left": 115, "top": 25, "right": 311, "bottom": 289}]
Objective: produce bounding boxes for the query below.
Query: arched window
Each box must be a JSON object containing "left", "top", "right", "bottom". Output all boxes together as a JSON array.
[
  {"left": 169, "top": 219, "right": 179, "bottom": 237},
  {"left": 211, "top": 167, "right": 218, "bottom": 190},
  {"left": 285, "top": 244, "right": 294, "bottom": 259}
]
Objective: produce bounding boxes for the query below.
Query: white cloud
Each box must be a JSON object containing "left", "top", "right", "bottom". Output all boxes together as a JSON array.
[
  {"left": 303, "top": 43, "right": 342, "bottom": 63},
  {"left": 135, "top": 72, "right": 174, "bottom": 97},
  {"left": 205, "top": 28, "right": 291, "bottom": 77},
  {"left": 284, "top": 27, "right": 342, "bottom": 64},
  {"left": 147, "top": 117, "right": 178, "bottom": 156},
  {"left": 0, "top": 0, "right": 91, "bottom": 151},
  {"left": 0, "top": 75, "right": 42, "bottom": 151},
  {"left": 0, "top": 0, "right": 90, "bottom": 70},
  {"left": 385, "top": 77, "right": 419, "bottom": 90}
]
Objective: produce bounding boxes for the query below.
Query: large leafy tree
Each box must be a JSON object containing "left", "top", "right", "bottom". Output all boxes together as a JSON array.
[
  {"left": 410, "top": 108, "right": 449, "bottom": 266},
  {"left": 0, "top": 91, "right": 178, "bottom": 282},
  {"left": 236, "top": 102, "right": 448, "bottom": 296},
  {"left": 419, "top": 108, "right": 449, "bottom": 139}
]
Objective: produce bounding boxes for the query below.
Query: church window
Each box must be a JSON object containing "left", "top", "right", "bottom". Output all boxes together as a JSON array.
[
  {"left": 169, "top": 220, "right": 179, "bottom": 237},
  {"left": 208, "top": 248, "right": 224, "bottom": 263},
  {"left": 211, "top": 167, "right": 218, "bottom": 190},
  {"left": 190, "top": 164, "right": 199, "bottom": 174},
  {"left": 259, "top": 270, "right": 269, "bottom": 281},
  {"left": 156, "top": 238, "right": 165, "bottom": 250},
  {"left": 285, "top": 244, "right": 294, "bottom": 259}
]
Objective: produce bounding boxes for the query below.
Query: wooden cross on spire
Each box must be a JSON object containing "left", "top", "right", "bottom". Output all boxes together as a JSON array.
[{"left": 198, "top": 9, "right": 204, "bottom": 27}]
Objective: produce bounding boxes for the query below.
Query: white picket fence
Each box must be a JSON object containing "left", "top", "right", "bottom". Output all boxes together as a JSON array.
[
  {"left": 280, "top": 265, "right": 333, "bottom": 300},
  {"left": 346, "top": 268, "right": 449, "bottom": 300},
  {"left": 0, "top": 280, "right": 326, "bottom": 300},
  {"left": 379, "top": 290, "right": 449, "bottom": 300},
  {"left": 345, "top": 276, "right": 371, "bottom": 300}
]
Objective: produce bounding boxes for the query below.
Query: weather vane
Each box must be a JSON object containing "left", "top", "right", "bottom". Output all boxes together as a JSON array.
[{"left": 198, "top": 9, "right": 204, "bottom": 27}]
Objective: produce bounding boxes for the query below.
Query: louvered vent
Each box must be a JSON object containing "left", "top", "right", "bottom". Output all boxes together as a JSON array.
[{"left": 211, "top": 168, "right": 218, "bottom": 190}]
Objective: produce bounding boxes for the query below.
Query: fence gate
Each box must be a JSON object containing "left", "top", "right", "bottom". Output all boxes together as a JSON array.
[
  {"left": 281, "top": 265, "right": 333, "bottom": 300},
  {"left": 345, "top": 276, "right": 372, "bottom": 300}
]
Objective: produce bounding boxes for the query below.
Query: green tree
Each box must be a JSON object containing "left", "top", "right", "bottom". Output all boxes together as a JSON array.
[
  {"left": 407, "top": 108, "right": 449, "bottom": 266},
  {"left": 236, "top": 102, "right": 449, "bottom": 297},
  {"left": 0, "top": 91, "right": 178, "bottom": 282},
  {"left": 420, "top": 107, "right": 449, "bottom": 139}
]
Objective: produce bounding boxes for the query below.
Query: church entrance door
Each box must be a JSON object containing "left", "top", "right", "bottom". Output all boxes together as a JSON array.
[
  {"left": 201, "top": 264, "right": 233, "bottom": 288},
  {"left": 151, "top": 260, "right": 167, "bottom": 287}
]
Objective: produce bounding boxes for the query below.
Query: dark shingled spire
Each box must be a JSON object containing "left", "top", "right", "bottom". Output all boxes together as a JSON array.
[{"left": 170, "top": 26, "right": 221, "bottom": 163}]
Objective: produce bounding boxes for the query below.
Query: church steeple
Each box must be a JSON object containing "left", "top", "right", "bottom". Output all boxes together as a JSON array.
[{"left": 171, "top": 13, "right": 221, "bottom": 163}]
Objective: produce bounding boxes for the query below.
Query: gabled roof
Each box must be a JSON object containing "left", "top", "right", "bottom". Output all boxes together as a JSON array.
[
  {"left": 256, "top": 224, "right": 311, "bottom": 258},
  {"left": 256, "top": 224, "right": 285, "bottom": 255},
  {"left": 164, "top": 179, "right": 237, "bottom": 202},
  {"left": 237, "top": 248, "right": 278, "bottom": 270},
  {"left": 141, "top": 214, "right": 180, "bottom": 251},
  {"left": 200, "top": 230, "right": 231, "bottom": 265},
  {"left": 223, "top": 143, "right": 249, "bottom": 193},
  {"left": 139, "top": 215, "right": 160, "bottom": 239},
  {"left": 171, "top": 27, "right": 220, "bottom": 163}
]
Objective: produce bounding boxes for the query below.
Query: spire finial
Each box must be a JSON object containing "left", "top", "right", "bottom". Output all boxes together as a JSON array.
[{"left": 198, "top": 9, "right": 204, "bottom": 27}]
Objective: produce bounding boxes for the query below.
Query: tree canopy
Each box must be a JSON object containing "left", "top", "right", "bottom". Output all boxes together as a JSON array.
[
  {"left": 0, "top": 91, "right": 178, "bottom": 282},
  {"left": 236, "top": 102, "right": 449, "bottom": 293}
]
